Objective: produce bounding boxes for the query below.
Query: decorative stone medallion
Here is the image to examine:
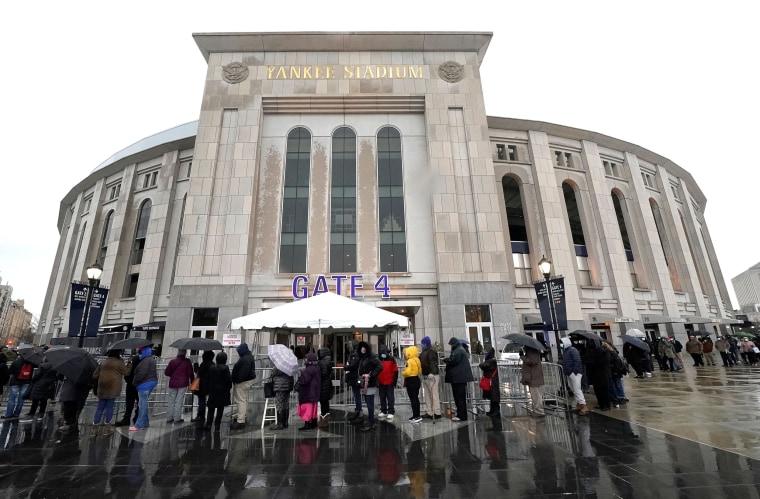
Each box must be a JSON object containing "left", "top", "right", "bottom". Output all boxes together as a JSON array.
[
  {"left": 438, "top": 61, "right": 464, "bottom": 83},
  {"left": 222, "top": 62, "right": 249, "bottom": 84}
]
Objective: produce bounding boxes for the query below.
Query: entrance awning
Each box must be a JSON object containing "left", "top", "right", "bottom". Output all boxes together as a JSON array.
[
  {"left": 641, "top": 314, "right": 685, "bottom": 324},
  {"left": 98, "top": 323, "right": 132, "bottom": 334},
  {"left": 132, "top": 321, "right": 166, "bottom": 332}
]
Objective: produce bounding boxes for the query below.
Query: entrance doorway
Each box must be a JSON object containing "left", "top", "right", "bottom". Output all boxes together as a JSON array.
[{"left": 465, "top": 304, "right": 493, "bottom": 355}]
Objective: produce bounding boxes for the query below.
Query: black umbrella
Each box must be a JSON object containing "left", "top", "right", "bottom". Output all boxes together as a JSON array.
[
  {"left": 501, "top": 333, "right": 545, "bottom": 352},
  {"left": 620, "top": 334, "right": 650, "bottom": 353},
  {"left": 170, "top": 337, "right": 224, "bottom": 351},
  {"left": 569, "top": 330, "right": 602, "bottom": 346},
  {"left": 104, "top": 338, "right": 152, "bottom": 352},
  {"left": 44, "top": 346, "right": 98, "bottom": 385},
  {"left": 17, "top": 345, "right": 44, "bottom": 366}
]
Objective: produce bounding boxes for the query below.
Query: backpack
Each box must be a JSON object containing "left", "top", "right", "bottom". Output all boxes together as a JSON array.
[{"left": 18, "top": 362, "right": 33, "bottom": 380}]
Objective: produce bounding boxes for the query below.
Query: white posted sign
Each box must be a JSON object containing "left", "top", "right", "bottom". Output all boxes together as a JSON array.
[{"left": 223, "top": 333, "right": 242, "bottom": 347}]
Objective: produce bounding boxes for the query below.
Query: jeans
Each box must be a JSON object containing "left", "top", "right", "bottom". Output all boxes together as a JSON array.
[
  {"left": 612, "top": 378, "right": 626, "bottom": 401},
  {"left": 93, "top": 398, "right": 116, "bottom": 424},
  {"left": 135, "top": 388, "right": 153, "bottom": 428},
  {"left": 363, "top": 394, "right": 375, "bottom": 423},
  {"left": 167, "top": 387, "right": 186, "bottom": 421},
  {"left": 351, "top": 384, "right": 362, "bottom": 412},
  {"left": 378, "top": 384, "right": 395, "bottom": 415},
  {"left": 4, "top": 384, "right": 30, "bottom": 417}
]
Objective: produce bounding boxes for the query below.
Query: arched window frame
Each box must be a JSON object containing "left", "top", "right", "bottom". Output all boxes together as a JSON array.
[
  {"left": 377, "top": 126, "right": 407, "bottom": 273},
  {"left": 330, "top": 126, "right": 357, "bottom": 273},
  {"left": 98, "top": 210, "right": 114, "bottom": 265},
  {"left": 279, "top": 127, "right": 311, "bottom": 274},
  {"left": 562, "top": 181, "right": 591, "bottom": 286},
  {"left": 502, "top": 175, "right": 531, "bottom": 285}
]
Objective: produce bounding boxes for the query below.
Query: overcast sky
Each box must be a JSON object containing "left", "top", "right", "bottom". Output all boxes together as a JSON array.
[{"left": 1, "top": 1, "right": 758, "bottom": 317}]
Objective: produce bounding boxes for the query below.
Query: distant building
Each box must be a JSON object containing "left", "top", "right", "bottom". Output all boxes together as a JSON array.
[
  {"left": 0, "top": 279, "right": 13, "bottom": 339},
  {"left": 732, "top": 263, "right": 760, "bottom": 326},
  {"left": 38, "top": 31, "right": 739, "bottom": 357},
  {"left": 1, "top": 299, "right": 32, "bottom": 346}
]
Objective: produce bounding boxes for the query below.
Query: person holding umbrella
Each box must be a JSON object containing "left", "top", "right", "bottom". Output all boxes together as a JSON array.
[
  {"left": 561, "top": 338, "right": 587, "bottom": 415},
  {"left": 22, "top": 357, "right": 58, "bottom": 422},
  {"left": 520, "top": 346, "right": 545, "bottom": 417},
  {"left": 295, "top": 352, "right": 321, "bottom": 431},
  {"left": 192, "top": 351, "right": 216, "bottom": 425},
  {"left": 130, "top": 345, "right": 158, "bottom": 432},
  {"left": 266, "top": 344, "right": 297, "bottom": 431}
]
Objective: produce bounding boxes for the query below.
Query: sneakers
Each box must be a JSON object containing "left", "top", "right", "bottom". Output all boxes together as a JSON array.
[
  {"left": 230, "top": 421, "right": 246, "bottom": 430},
  {"left": 386, "top": 414, "right": 394, "bottom": 421},
  {"left": 20, "top": 417, "right": 34, "bottom": 423},
  {"left": 128, "top": 426, "right": 142, "bottom": 432},
  {"left": 173, "top": 419, "right": 185, "bottom": 424},
  {"left": 421, "top": 414, "right": 433, "bottom": 419},
  {"left": 409, "top": 417, "right": 422, "bottom": 424},
  {"left": 452, "top": 416, "right": 462, "bottom": 422},
  {"left": 378, "top": 412, "right": 387, "bottom": 420},
  {"left": 433, "top": 414, "right": 442, "bottom": 419},
  {"left": 167, "top": 419, "right": 174, "bottom": 424}
]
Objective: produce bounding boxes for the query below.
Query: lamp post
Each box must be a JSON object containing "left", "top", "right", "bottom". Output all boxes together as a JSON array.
[
  {"left": 538, "top": 256, "right": 561, "bottom": 361},
  {"left": 78, "top": 263, "right": 103, "bottom": 348}
]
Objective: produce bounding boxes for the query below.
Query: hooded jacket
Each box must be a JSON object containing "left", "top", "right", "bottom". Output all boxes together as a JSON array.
[
  {"left": 479, "top": 347, "right": 500, "bottom": 402},
  {"left": 195, "top": 350, "right": 216, "bottom": 396},
  {"left": 94, "top": 355, "right": 130, "bottom": 399},
  {"left": 355, "top": 341, "right": 382, "bottom": 388},
  {"left": 133, "top": 347, "right": 158, "bottom": 391},
  {"left": 207, "top": 352, "right": 232, "bottom": 407},
  {"left": 402, "top": 346, "right": 422, "bottom": 378},
  {"left": 296, "top": 353, "right": 321, "bottom": 403},
  {"left": 344, "top": 343, "right": 361, "bottom": 385},
  {"left": 419, "top": 342, "right": 439, "bottom": 376},
  {"left": 165, "top": 353, "right": 194, "bottom": 389},
  {"left": 231, "top": 343, "right": 256, "bottom": 383},
  {"left": 30, "top": 361, "right": 58, "bottom": 400},
  {"left": 377, "top": 345, "right": 399, "bottom": 386},
  {"left": 561, "top": 338, "right": 583, "bottom": 376},
  {"left": 317, "top": 347, "right": 334, "bottom": 400},
  {"left": 444, "top": 338, "right": 474, "bottom": 384},
  {"left": 520, "top": 347, "right": 544, "bottom": 388}
]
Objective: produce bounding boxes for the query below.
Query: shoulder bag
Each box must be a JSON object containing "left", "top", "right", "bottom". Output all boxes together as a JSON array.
[{"left": 479, "top": 368, "right": 497, "bottom": 391}]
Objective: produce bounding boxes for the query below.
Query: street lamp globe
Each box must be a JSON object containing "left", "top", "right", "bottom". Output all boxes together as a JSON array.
[
  {"left": 86, "top": 262, "right": 103, "bottom": 282},
  {"left": 538, "top": 256, "right": 552, "bottom": 279}
]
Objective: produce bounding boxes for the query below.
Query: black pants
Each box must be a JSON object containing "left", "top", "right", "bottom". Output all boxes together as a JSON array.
[
  {"left": 29, "top": 398, "right": 48, "bottom": 416},
  {"left": 196, "top": 394, "right": 207, "bottom": 418},
  {"left": 593, "top": 385, "right": 611, "bottom": 410},
  {"left": 206, "top": 406, "right": 224, "bottom": 427},
  {"left": 719, "top": 351, "right": 733, "bottom": 366},
  {"left": 378, "top": 384, "right": 395, "bottom": 415},
  {"left": 690, "top": 353, "right": 704, "bottom": 366},
  {"left": 320, "top": 398, "right": 330, "bottom": 416},
  {"left": 62, "top": 401, "right": 79, "bottom": 425},
  {"left": 122, "top": 385, "right": 138, "bottom": 422},
  {"left": 451, "top": 383, "right": 467, "bottom": 420},
  {"left": 405, "top": 376, "right": 421, "bottom": 418}
]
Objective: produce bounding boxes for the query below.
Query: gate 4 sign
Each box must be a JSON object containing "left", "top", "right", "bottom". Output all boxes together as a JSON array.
[
  {"left": 292, "top": 274, "right": 392, "bottom": 299},
  {"left": 222, "top": 333, "right": 242, "bottom": 347}
]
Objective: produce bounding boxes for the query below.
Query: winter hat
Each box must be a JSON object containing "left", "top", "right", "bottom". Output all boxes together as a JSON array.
[
  {"left": 560, "top": 337, "right": 572, "bottom": 349},
  {"left": 448, "top": 337, "right": 460, "bottom": 346},
  {"left": 237, "top": 343, "right": 251, "bottom": 356},
  {"left": 177, "top": 349, "right": 187, "bottom": 356},
  {"left": 215, "top": 352, "right": 228, "bottom": 365},
  {"left": 421, "top": 336, "right": 431, "bottom": 347},
  {"left": 306, "top": 352, "right": 318, "bottom": 363}
]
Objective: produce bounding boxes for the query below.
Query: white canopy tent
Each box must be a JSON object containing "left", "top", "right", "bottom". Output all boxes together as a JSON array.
[{"left": 228, "top": 292, "right": 409, "bottom": 341}]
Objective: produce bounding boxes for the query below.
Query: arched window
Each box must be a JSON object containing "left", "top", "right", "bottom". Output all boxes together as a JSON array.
[
  {"left": 502, "top": 176, "right": 531, "bottom": 284},
  {"left": 562, "top": 182, "right": 591, "bottom": 285},
  {"left": 650, "top": 199, "right": 681, "bottom": 291},
  {"left": 612, "top": 191, "right": 638, "bottom": 287},
  {"left": 280, "top": 127, "right": 311, "bottom": 273},
  {"left": 330, "top": 127, "right": 357, "bottom": 272},
  {"left": 98, "top": 211, "right": 114, "bottom": 264},
  {"left": 377, "top": 127, "right": 407, "bottom": 272},
  {"left": 170, "top": 194, "right": 187, "bottom": 287},
  {"left": 131, "top": 200, "right": 152, "bottom": 266}
]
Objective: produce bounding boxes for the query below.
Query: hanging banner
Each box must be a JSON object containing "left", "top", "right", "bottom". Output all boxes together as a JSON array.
[
  {"left": 399, "top": 330, "right": 415, "bottom": 346},
  {"left": 550, "top": 277, "right": 567, "bottom": 330},
  {"left": 67, "top": 283, "right": 88, "bottom": 337},
  {"left": 533, "top": 277, "right": 567, "bottom": 331},
  {"left": 86, "top": 287, "right": 109, "bottom": 337}
]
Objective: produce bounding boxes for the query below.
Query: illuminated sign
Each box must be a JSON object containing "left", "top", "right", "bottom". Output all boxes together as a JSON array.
[
  {"left": 292, "top": 274, "right": 391, "bottom": 299},
  {"left": 266, "top": 65, "right": 424, "bottom": 80}
]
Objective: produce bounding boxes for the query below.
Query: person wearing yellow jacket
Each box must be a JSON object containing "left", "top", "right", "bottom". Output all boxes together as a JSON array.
[{"left": 402, "top": 346, "right": 423, "bottom": 423}]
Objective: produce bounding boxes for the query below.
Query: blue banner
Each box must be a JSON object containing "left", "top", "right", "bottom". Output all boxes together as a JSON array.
[
  {"left": 533, "top": 277, "right": 567, "bottom": 331},
  {"left": 67, "top": 283, "right": 88, "bottom": 337},
  {"left": 86, "top": 287, "right": 109, "bottom": 337}
]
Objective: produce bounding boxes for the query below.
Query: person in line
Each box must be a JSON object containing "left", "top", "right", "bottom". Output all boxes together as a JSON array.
[
  {"left": 2, "top": 355, "right": 34, "bottom": 420},
  {"left": 115, "top": 349, "right": 141, "bottom": 427},
  {"left": 561, "top": 338, "right": 588, "bottom": 415},
  {"left": 0, "top": 353, "right": 9, "bottom": 399},
  {"left": 22, "top": 358, "right": 57, "bottom": 422},
  {"left": 91, "top": 349, "right": 130, "bottom": 435},
  {"left": 715, "top": 336, "right": 734, "bottom": 367},
  {"left": 130, "top": 345, "right": 158, "bottom": 432},
  {"left": 316, "top": 347, "right": 334, "bottom": 427},
  {"left": 622, "top": 342, "right": 645, "bottom": 379},
  {"left": 268, "top": 362, "right": 294, "bottom": 431},
  {"left": 741, "top": 338, "right": 758, "bottom": 367},
  {"left": 58, "top": 375, "right": 91, "bottom": 434},
  {"left": 701, "top": 336, "right": 716, "bottom": 366},
  {"left": 585, "top": 339, "right": 612, "bottom": 412},
  {"left": 478, "top": 346, "right": 500, "bottom": 419},
  {"left": 205, "top": 352, "right": 231, "bottom": 432},
  {"left": 164, "top": 349, "right": 194, "bottom": 424},
  {"left": 444, "top": 337, "right": 475, "bottom": 422},
  {"left": 606, "top": 342, "right": 629, "bottom": 407},
  {"left": 377, "top": 345, "right": 398, "bottom": 422},
  {"left": 520, "top": 345, "right": 545, "bottom": 417},
  {"left": 419, "top": 336, "right": 441, "bottom": 420},
  {"left": 402, "top": 345, "right": 423, "bottom": 424},
  {"left": 685, "top": 335, "right": 704, "bottom": 367},
  {"left": 230, "top": 343, "right": 256, "bottom": 430},
  {"left": 191, "top": 350, "right": 215, "bottom": 425},
  {"left": 658, "top": 338, "right": 678, "bottom": 372},
  {"left": 673, "top": 337, "right": 685, "bottom": 368},
  {"left": 344, "top": 343, "right": 363, "bottom": 423},
  {"left": 728, "top": 335, "right": 740, "bottom": 365},
  {"left": 355, "top": 341, "right": 382, "bottom": 432},
  {"left": 295, "top": 352, "right": 321, "bottom": 432}
]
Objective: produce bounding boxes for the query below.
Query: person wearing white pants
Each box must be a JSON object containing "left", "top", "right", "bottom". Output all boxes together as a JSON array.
[
  {"left": 561, "top": 337, "right": 588, "bottom": 415},
  {"left": 419, "top": 336, "right": 442, "bottom": 419}
]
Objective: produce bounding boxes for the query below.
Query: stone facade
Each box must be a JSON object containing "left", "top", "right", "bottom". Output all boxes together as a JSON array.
[{"left": 37, "top": 32, "right": 737, "bottom": 357}]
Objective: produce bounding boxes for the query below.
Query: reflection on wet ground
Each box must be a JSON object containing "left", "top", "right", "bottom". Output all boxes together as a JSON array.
[{"left": 3, "top": 364, "right": 760, "bottom": 498}]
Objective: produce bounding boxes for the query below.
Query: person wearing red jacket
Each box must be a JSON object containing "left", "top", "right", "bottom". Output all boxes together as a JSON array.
[{"left": 377, "top": 345, "right": 398, "bottom": 421}]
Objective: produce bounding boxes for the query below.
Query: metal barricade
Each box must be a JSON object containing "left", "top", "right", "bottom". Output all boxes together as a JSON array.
[{"left": 541, "top": 362, "right": 570, "bottom": 408}]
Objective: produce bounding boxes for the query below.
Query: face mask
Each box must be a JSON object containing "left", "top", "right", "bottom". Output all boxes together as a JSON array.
[{"left": 381, "top": 354, "right": 387, "bottom": 359}]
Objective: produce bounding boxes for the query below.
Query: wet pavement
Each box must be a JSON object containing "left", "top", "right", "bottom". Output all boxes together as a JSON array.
[{"left": 3, "top": 364, "right": 760, "bottom": 498}]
